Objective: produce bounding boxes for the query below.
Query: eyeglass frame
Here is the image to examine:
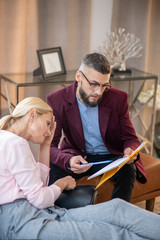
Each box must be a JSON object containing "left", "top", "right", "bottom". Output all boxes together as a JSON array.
[{"left": 79, "top": 70, "right": 112, "bottom": 91}]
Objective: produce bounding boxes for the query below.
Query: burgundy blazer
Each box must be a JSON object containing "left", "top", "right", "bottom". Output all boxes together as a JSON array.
[{"left": 47, "top": 82, "right": 147, "bottom": 183}]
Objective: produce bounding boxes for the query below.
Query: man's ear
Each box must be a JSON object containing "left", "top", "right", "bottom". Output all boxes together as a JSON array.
[
  {"left": 75, "top": 71, "right": 81, "bottom": 83},
  {"left": 28, "top": 108, "right": 37, "bottom": 123}
]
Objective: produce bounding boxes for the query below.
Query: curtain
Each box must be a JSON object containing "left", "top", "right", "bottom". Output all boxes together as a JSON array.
[
  {"left": 0, "top": 0, "right": 91, "bottom": 117},
  {"left": 111, "top": 0, "right": 160, "bottom": 77},
  {"left": 0, "top": 0, "right": 91, "bottom": 74}
]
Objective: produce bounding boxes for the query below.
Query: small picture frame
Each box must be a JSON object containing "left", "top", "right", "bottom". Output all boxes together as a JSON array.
[{"left": 37, "top": 47, "right": 66, "bottom": 80}]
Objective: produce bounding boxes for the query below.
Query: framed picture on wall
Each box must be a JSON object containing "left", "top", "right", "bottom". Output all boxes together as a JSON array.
[{"left": 37, "top": 47, "right": 66, "bottom": 80}]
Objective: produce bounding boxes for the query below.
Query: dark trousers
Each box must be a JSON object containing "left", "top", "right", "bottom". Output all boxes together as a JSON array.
[{"left": 49, "top": 154, "right": 136, "bottom": 202}]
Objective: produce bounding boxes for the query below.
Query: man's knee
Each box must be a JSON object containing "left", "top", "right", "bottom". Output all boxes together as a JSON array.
[
  {"left": 111, "top": 163, "right": 136, "bottom": 183},
  {"left": 120, "top": 163, "right": 136, "bottom": 182}
]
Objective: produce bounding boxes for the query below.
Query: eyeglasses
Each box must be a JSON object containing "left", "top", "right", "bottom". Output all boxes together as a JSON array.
[{"left": 79, "top": 71, "right": 112, "bottom": 91}]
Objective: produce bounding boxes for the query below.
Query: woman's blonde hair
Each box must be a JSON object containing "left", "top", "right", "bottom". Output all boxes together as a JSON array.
[{"left": 0, "top": 97, "right": 52, "bottom": 130}]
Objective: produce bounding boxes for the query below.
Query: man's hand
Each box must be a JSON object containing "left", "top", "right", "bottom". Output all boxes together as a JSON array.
[
  {"left": 124, "top": 147, "right": 137, "bottom": 164},
  {"left": 69, "top": 155, "right": 91, "bottom": 174}
]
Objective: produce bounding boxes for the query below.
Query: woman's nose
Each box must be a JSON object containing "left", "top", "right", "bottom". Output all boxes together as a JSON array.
[{"left": 47, "top": 128, "right": 51, "bottom": 136}]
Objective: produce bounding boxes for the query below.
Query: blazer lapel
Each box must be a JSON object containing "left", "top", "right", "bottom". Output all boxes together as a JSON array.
[
  {"left": 64, "top": 82, "right": 86, "bottom": 151},
  {"left": 99, "top": 103, "right": 111, "bottom": 142}
]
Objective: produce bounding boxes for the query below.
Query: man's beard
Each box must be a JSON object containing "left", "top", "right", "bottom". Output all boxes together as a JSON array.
[{"left": 79, "top": 87, "right": 102, "bottom": 107}]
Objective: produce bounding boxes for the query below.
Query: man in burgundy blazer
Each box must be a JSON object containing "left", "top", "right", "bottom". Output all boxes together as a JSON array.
[{"left": 47, "top": 53, "right": 147, "bottom": 202}]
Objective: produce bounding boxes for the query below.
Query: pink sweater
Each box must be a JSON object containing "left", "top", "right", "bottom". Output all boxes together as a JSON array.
[{"left": 0, "top": 130, "right": 61, "bottom": 209}]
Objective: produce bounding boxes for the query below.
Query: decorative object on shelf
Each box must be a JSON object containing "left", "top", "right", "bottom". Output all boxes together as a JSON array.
[
  {"left": 97, "top": 28, "right": 143, "bottom": 73},
  {"left": 138, "top": 84, "right": 160, "bottom": 110},
  {"left": 33, "top": 47, "right": 66, "bottom": 80}
]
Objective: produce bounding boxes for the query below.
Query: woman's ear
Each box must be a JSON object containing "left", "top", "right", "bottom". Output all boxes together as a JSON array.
[{"left": 28, "top": 108, "right": 37, "bottom": 123}]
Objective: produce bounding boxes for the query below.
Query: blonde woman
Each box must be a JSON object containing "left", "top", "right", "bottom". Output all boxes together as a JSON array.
[{"left": 0, "top": 97, "right": 159, "bottom": 240}]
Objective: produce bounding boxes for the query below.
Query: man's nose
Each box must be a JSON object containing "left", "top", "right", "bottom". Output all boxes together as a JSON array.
[{"left": 94, "top": 86, "right": 104, "bottom": 95}]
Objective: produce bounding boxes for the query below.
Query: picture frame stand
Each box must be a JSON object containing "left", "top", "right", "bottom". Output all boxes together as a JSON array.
[{"left": 33, "top": 67, "right": 42, "bottom": 77}]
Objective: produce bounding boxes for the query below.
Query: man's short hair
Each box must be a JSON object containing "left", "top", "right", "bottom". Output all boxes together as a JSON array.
[{"left": 80, "top": 53, "right": 111, "bottom": 74}]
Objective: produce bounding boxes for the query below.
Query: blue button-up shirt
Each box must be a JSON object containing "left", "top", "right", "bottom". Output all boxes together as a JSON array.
[{"left": 77, "top": 96, "right": 110, "bottom": 155}]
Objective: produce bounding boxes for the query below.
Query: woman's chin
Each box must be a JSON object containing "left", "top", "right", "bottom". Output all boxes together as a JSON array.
[{"left": 30, "top": 139, "right": 43, "bottom": 145}]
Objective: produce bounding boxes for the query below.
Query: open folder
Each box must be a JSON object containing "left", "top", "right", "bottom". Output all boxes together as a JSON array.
[{"left": 88, "top": 141, "right": 147, "bottom": 189}]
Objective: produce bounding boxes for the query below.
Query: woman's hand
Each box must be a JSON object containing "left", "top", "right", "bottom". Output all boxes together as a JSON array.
[
  {"left": 39, "top": 115, "right": 56, "bottom": 167},
  {"left": 42, "top": 115, "right": 56, "bottom": 147},
  {"left": 54, "top": 176, "right": 76, "bottom": 192}
]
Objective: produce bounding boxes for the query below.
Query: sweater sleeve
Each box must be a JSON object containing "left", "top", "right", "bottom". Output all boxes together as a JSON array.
[
  {"left": 7, "top": 138, "right": 61, "bottom": 209},
  {"left": 37, "top": 162, "right": 50, "bottom": 186}
]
